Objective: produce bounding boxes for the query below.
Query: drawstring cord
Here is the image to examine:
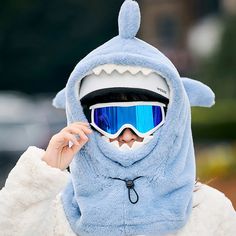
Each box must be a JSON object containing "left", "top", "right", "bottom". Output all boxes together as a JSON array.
[{"left": 110, "top": 176, "right": 143, "bottom": 204}]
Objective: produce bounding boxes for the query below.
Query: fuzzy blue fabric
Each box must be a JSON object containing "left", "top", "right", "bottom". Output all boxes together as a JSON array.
[
  {"left": 118, "top": 0, "right": 140, "bottom": 39},
  {"left": 53, "top": 1, "right": 215, "bottom": 235}
]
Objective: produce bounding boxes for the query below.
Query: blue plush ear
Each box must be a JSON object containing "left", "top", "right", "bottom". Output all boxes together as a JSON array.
[
  {"left": 52, "top": 88, "right": 66, "bottom": 109},
  {"left": 182, "top": 77, "right": 215, "bottom": 107},
  {"left": 118, "top": 0, "right": 141, "bottom": 39}
]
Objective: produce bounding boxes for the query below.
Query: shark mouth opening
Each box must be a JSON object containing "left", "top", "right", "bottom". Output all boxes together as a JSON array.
[{"left": 78, "top": 64, "right": 170, "bottom": 151}]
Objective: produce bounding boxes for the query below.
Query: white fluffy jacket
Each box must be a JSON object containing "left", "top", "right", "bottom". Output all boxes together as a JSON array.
[{"left": 0, "top": 146, "right": 235, "bottom": 236}]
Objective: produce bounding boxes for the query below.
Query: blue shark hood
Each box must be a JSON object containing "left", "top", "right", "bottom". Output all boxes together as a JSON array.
[{"left": 53, "top": 1, "right": 215, "bottom": 235}]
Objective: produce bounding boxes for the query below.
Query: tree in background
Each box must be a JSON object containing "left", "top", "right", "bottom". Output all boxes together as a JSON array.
[
  {"left": 0, "top": 0, "right": 123, "bottom": 94},
  {"left": 200, "top": 15, "right": 236, "bottom": 100},
  {"left": 191, "top": 15, "right": 236, "bottom": 141}
]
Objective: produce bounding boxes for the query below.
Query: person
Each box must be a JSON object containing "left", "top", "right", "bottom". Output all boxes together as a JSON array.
[{"left": 0, "top": 1, "right": 236, "bottom": 236}]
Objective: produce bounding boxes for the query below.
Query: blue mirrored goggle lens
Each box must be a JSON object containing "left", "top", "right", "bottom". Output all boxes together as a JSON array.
[{"left": 93, "top": 105, "right": 163, "bottom": 135}]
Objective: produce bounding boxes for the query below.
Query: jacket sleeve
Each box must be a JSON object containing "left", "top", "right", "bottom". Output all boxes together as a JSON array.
[
  {"left": 216, "top": 190, "right": 236, "bottom": 236},
  {"left": 0, "top": 146, "right": 70, "bottom": 233},
  {"left": 200, "top": 184, "right": 236, "bottom": 236}
]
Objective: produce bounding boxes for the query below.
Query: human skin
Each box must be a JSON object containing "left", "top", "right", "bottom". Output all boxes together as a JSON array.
[
  {"left": 42, "top": 122, "right": 92, "bottom": 171},
  {"left": 109, "top": 128, "right": 144, "bottom": 147},
  {"left": 42, "top": 122, "right": 143, "bottom": 170}
]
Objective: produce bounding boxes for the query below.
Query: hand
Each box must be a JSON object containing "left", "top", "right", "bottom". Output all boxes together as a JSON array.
[{"left": 42, "top": 122, "right": 92, "bottom": 170}]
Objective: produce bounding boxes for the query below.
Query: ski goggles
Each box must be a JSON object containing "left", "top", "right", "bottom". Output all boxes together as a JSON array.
[{"left": 90, "top": 101, "right": 166, "bottom": 139}]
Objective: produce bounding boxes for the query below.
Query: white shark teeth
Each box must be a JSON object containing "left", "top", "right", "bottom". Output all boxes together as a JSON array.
[
  {"left": 131, "top": 141, "right": 146, "bottom": 150},
  {"left": 110, "top": 140, "right": 120, "bottom": 148},
  {"left": 92, "top": 64, "right": 153, "bottom": 76},
  {"left": 101, "top": 64, "right": 114, "bottom": 74},
  {"left": 124, "top": 66, "right": 140, "bottom": 75},
  {"left": 119, "top": 143, "right": 131, "bottom": 151},
  {"left": 92, "top": 66, "right": 104, "bottom": 75},
  {"left": 102, "top": 135, "right": 154, "bottom": 151},
  {"left": 143, "top": 135, "right": 154, "bottom": 144},
  {"left": 141, "top": 68, "right": 153, "bottom": 76}
]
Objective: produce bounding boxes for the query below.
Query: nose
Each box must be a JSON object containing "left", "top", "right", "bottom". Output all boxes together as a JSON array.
[{"left": 118, "top": 128, "right": 141, "bottom": 147}]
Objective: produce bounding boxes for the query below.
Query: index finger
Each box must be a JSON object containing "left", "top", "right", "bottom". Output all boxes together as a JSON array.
[{"left": 73, "top": 122, "right": 90, "bottom": 126}]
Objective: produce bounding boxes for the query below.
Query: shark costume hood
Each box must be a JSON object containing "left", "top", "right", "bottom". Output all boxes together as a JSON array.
[{"left": 53, "top": 1, "right": 215, "bottom": 236}]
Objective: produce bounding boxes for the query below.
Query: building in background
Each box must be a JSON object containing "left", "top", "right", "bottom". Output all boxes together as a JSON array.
[
  {"left": 139, "top": 0, "right": 220, "bottom": 74},
  {"left": 222, "top": 0, "right": 236, "bottom": 15}
]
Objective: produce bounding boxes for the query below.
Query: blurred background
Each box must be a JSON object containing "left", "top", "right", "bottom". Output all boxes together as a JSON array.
[{"left": 0, "top": 0, "right": 235, "bottom": 207}]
